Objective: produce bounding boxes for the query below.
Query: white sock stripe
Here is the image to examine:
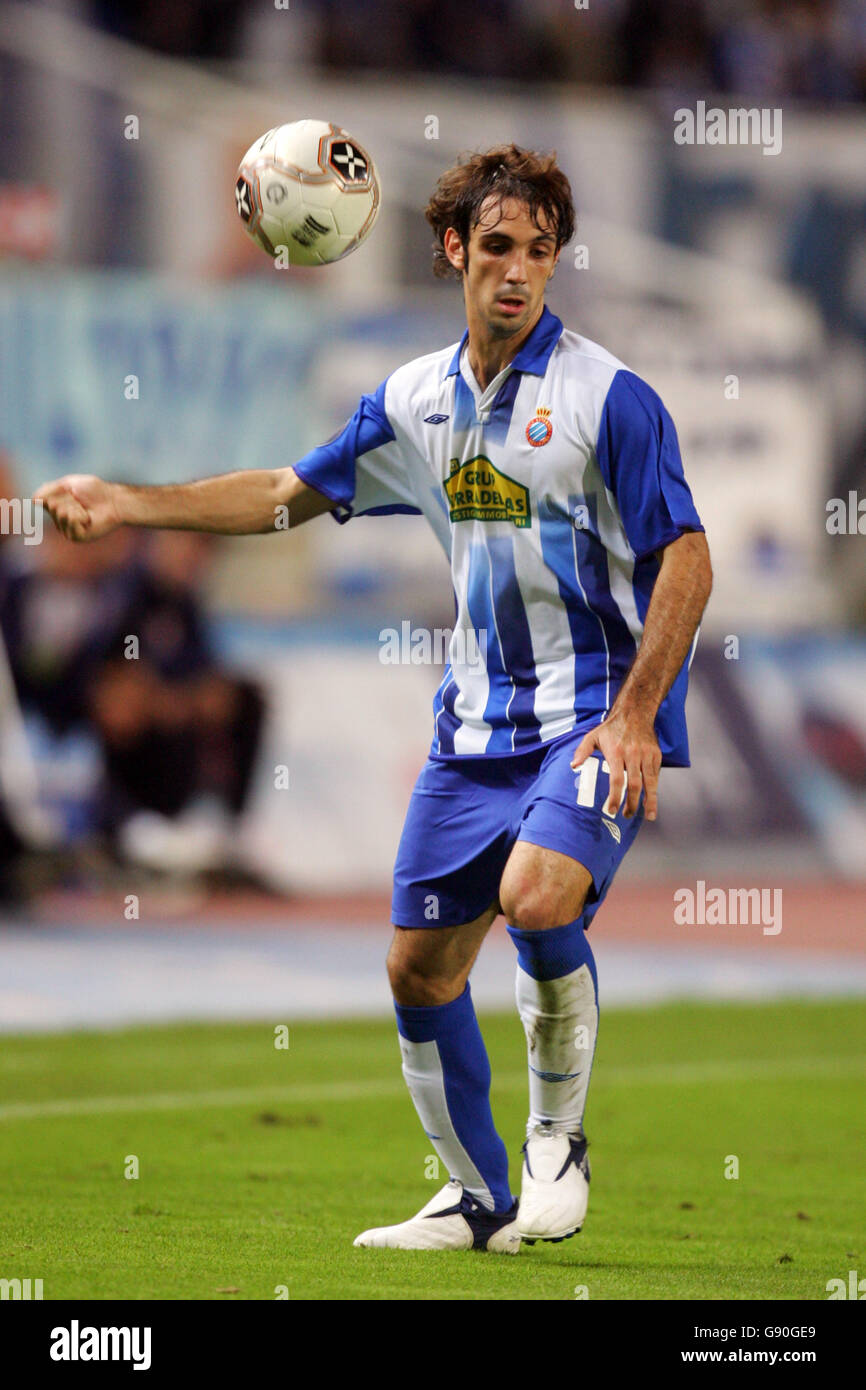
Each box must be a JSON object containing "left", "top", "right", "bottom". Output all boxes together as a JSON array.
[{"left": 398, "top": 1036, "right": 494, "bottom": 1209}]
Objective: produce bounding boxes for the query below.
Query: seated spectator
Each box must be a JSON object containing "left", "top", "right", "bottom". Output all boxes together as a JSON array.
[
  {"left": 86, "top": 531, "right": 265, "bottom": 871},
  {"left": 0, "top": 523, "right": 266, "bottom": 879}
]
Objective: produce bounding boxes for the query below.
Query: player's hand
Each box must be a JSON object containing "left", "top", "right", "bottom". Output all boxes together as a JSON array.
[
  {"left": 33, "top": 474, "right": 123, "bottom": 542},
  {"left": 571, "top": 709, "right": 662, "bottom": 822}
]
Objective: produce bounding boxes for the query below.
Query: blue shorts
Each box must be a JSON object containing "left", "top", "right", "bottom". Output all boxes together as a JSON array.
[{"left": 391, "top": 731, "right": 644, "bottom": 929}]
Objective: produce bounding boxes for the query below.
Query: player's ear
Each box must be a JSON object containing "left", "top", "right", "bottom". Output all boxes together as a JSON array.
[{"left": 443, "top": 227, "right": 466, "bottom": 274}]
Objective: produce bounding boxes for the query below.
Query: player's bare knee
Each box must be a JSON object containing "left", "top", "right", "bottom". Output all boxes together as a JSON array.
[
  {"left": 386, "top": 939, "right": 459, "bottom": 1006},
  {"left": 501, "top": 891, "right": 560, "bottom": 932},
  {"left": 500, "top": 881, "right": 588, "bottom": 931},
  {"left": 388, "top": 962, "right": 464, "bottom": 1007},
  {"left": 385, "top": 939, "right": 408, "bottom": 994},
  {"left": 499, "top": 872, "right": 547, "bottom": 929}
]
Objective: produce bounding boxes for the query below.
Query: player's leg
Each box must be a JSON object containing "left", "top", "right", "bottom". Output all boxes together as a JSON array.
[
  {"left": 500, "top": 840, "right": 597, "bottom": 1143},
  {"left": 499, "top": 742, "right": 645, "bottom": 1242},
  {"left": 387, "top": 909, "right": 513, "bottom": 1214},
  {"left": 499, "top": 841, "right": 597, "bottom": 1242},
  {"left": 353, "top": 753, "right": 527, "bottom": 1254},
  {"left": 386, "top": 907, "right": 494, "bottom": 1008},
  {"left": 354, "top": 905, "right": 521, "bottom": 1252},
  {"left": 499, "top": 842, "right": 597, "bottom": 1242}
]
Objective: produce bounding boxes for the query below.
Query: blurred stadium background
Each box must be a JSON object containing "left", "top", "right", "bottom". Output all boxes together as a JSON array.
[{"left": 1, "top": 0, "right": 865, "bottom": 1031}]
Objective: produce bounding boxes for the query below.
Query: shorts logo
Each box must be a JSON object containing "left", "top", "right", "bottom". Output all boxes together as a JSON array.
[
  {"left": 444, "top": 455, "right": 531, "bottom": 528},
  {"left": 602, "top": 819, "right": 622, "bottom": 844},
  {"left": 526, "top": 407, "right": 553, "bottom": 447}
]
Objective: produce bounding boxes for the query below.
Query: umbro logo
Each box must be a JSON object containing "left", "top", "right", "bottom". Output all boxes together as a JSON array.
[
  {"left": 424, "top": 414, "right": 449, "bottom": 424},
  {"left": 602, "top": 819, "right": 622, "bottom": 843}
]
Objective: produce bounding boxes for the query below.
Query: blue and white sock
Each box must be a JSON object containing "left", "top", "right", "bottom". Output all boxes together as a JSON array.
[
  {"left": 506, "top": 919, "right": 599, "bottom": 1139},
  {"left": 394, "top": 983, "right": 513, "bottom": 1213}
]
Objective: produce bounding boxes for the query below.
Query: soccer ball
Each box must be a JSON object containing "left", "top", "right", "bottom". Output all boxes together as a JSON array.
[{"left": 234, "top": 119, "right": 380, "bottom": 266}]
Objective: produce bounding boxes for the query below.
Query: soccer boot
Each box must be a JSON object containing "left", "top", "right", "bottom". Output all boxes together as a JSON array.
[
  {"left": 353, "top": 1179, "right": 521, "bottom": 1253},
  {"left": 517, "top": 1126, "right": 590, "bottom": 1244}
]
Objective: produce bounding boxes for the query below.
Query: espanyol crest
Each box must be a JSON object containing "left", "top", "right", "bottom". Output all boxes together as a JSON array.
[{"left": 526, "top": 408, "right": 553, "bottom": 447}]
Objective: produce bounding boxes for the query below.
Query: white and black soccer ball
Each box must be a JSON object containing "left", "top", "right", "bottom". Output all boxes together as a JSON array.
[{"left": 234, "top": 119, "right": 380, "bottom": 266}]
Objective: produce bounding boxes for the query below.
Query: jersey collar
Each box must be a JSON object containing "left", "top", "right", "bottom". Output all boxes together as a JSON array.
[{"left": 443, "top": 305, "right": 564, "bottom": 381}]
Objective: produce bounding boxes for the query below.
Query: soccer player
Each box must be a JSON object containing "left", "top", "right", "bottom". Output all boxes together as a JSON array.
[{"left": 35, "top": 145, "right": 712, "bottom": 1254}]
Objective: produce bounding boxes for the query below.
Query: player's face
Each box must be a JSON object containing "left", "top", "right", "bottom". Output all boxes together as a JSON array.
[{"left": 449, "top": 196, "right": 560, "bottom": 339}]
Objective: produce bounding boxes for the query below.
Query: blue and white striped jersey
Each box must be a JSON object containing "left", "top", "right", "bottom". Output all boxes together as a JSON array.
[{"left": 293, "top": 307, "right": 704, "bottom": 765}]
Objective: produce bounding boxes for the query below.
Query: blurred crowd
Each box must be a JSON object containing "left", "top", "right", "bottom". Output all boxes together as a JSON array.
[
  {"left": 2, "top": 1, "right": 864, "bottom": 912},
  {"left": 90, "top": 0, "right": 866, "bottom": 104},
  {"left": 0, "top": 455, "right": 266, "bottom": 904}
]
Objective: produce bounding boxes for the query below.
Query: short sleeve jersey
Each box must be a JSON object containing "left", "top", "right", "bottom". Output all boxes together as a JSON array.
[{"left": 293, "top": 307, "right": 704, "bottom": 765}]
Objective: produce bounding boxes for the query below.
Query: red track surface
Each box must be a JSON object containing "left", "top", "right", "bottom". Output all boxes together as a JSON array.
[{"left": 33, "top": 880, "right": 866, "bottom": 956}]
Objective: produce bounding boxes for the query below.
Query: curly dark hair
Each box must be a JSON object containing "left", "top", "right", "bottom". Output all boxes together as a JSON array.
[{"left": 425, "top": 143, "right": 576, "bottom": 280}]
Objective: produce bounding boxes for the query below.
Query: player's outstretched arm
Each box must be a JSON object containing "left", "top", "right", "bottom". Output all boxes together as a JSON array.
[
  {"left": 33, "top": 467, "right": 334, "bottom": 542},
  {"left": 571, "top": 530, "right": 713, "bottom": 822}
]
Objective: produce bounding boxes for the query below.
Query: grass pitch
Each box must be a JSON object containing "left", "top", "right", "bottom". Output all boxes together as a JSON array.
[{"left": 0, "top": 1000, "right": 863, "bottom": 1301}]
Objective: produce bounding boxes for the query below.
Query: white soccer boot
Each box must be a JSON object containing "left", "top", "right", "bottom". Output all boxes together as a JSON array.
[
  {"left": 353, "top": 1180, "right": 521, "bottom": 1253},
  {"left": 517, "top": 1126, "right": 591, "bottom": 1244}
]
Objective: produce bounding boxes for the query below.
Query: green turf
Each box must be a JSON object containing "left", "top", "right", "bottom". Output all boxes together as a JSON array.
[{"left": 0, "top": 1000, "right": 863, "bottom": 1300}]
